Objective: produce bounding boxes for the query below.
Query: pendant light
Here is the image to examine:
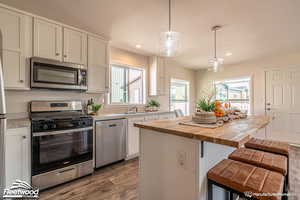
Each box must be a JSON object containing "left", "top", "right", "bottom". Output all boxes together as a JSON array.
[
  {"left": 159, "top": 0, "right": 180, "bottom": 57},
  {"left": 209, "top": 26, "right": 224, "bottom": 72}
]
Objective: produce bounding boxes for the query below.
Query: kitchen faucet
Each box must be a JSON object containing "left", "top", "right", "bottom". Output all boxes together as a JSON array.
[{"left": 128, "top": 105, "right": 138, "bottom": 113}]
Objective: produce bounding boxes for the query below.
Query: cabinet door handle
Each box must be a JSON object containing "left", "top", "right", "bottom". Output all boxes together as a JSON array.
[
  {"left": 56, "top": 53, "right": 60, "bottom": 56},
  {"left": 19, "top": 80, "right": 24, "bottom": 83},
  {"left": 64, "top": 55, "right": 67, "bottom": 58},
  {"left": 22, "top": 136, "right": 26, "bottom": 139}
]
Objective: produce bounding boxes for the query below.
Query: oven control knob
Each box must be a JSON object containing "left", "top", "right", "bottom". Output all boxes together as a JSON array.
[{"left": 43, "top": 124, "right": 49, "bottom": 130}]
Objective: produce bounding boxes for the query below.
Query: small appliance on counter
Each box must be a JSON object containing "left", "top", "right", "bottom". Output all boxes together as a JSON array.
[
  {"left": 30, "top": 57, "right": 87, "bottom": 91},
  {"left": 30, "top": 100, "right": 93, "bottom": 190}
]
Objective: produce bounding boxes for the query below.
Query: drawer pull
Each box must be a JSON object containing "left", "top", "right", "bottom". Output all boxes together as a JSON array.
[{"left": 57, "top": 168, "right": 75, "bottom": 175}]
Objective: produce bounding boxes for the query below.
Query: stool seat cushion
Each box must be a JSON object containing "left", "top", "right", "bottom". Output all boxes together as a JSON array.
[
  {"left": 208, "top": 159, "right": 284, "bottom": 200},
  {"left": 229, "top": 148, "right": 287, "bottom": 175},
  {"left": 244, "top": 138, "right": 289, "bottom": 156}
]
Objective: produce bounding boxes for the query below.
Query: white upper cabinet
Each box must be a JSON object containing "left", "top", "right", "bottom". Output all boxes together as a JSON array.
[
  {"left": 149, "top": 56, "right": 166, "bottom": 96},
  {"left": 0, "top": 7, "right": 32, "bottom": 90},
  {"left": 33, "top": 18, "right": 62, "bottom": 61},
  {"left": 63, "top": 28, "right": 87, "bottom": 65},
  {"left": 87, "top": 35, "right": 109, "bottom": 93}
]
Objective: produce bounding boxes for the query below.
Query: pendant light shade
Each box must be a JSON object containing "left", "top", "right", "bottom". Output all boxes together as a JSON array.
[
  {"left": 208, "top": 26, "right": 224, "bottom": 72},
  {"left": 160, "top": 31, "right": 180, "bottom": 57},
  {"left": 159, "top": 0, "right": 180, "bottom": 57}
]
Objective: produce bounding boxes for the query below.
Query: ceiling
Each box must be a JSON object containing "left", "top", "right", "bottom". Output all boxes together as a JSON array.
[{"left": 1, "top": 0, "right": 300, "bottom": 69}]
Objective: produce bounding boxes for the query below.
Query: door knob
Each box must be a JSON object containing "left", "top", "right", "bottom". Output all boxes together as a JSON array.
[
  {"left": 64, "top": 55, "right": 67, "bottom": 58},
  {"left": 266, "top": 108, "right": 271, "bottom": 111},
  {"left": 56, "top": 53, "right": 60, "bottom": 56},
  {"left": 22, "top": 136, "right": 26, "bottom": 139},
  {"left": 266, "top": 103, "right": 271, "bottom": 106}
]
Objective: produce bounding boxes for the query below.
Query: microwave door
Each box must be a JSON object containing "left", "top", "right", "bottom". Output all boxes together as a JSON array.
[{"left": 34, "top": 65, "right": 78, "bottom": 85}]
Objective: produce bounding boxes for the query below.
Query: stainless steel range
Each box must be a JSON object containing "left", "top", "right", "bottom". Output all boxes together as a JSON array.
[{"left": 30, "top": 101, "right": 93, "bottom": 190}]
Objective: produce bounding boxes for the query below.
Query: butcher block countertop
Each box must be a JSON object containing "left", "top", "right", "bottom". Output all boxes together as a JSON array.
[{"left": 134, "top": 115, "right": 273, "bottom": 148}]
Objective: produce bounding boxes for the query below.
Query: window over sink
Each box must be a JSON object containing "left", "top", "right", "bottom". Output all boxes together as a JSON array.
[{"left": 110, "top": 64, "right": 145, "bottom": 104}]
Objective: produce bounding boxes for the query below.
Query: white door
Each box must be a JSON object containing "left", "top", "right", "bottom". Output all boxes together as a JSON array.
[
  {"left": 266, "top": 68, "right": 300, "bottom": 145},
  {"left": 87, "top": 35, "right": 108, "bottom": 93},
  {"left": 63, "top": 28, "right": 87, "bottom": 65},
  {"left": 33, "top": 18, "right": 62, "bottom": 61},
  {"left": 0, "top": 7, "right": 30, "bottom": 89},
  {"left": 5, "top": 127, "right": 31, "bottom": 187}
]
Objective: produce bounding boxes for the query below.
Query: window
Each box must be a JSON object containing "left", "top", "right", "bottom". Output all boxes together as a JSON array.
[
  {"left": 214, "top": 77, "right": 251, "bottom": 113},
  {"left": 110, "top": 64, "right": 145, "bottom": 104},
  {"left": 170, "top": 79, "right": 189, "bottom": 115}
]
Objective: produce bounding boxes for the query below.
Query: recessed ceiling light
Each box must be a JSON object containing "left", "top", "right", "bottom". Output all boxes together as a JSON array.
[
  {"left": 225, "top": 52, "right": 233, "bottom": 57},
  {"left": 135, "top": 44, "right": 142, "bottom": 49}
]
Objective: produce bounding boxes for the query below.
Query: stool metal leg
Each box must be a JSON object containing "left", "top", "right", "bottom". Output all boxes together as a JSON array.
[
  {"left": 229, "top": 191, "right": 234, "bottom": 200},
  {"left": 208, "top": 179, "right": 213, "bottom": 200}
]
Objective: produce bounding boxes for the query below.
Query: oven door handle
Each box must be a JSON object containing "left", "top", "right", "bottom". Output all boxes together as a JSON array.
[{"left": 33, "top": 127, "right": 93, "bottom": 137}]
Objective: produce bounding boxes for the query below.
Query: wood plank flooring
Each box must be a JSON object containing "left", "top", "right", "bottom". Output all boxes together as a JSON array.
[
  {"left": 40, "top": 147, "right": 300, "bottom": 200},
  {"left": 40, "top": 159, "right": 138, "bottom": 200}
]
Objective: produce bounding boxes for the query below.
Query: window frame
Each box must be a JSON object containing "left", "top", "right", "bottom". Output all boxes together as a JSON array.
[
  {"left": 213, "top": 76, "right": 253, "bottom": 114},
  {"left": 109, "top": 62, "right": 146, "bottom": 105},
  {"left": 169, "top": 78, "right": 190, "bottom": 116}
]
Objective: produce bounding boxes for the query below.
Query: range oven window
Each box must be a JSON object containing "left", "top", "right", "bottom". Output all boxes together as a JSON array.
[
  {"left": 33, "top": 62, "right": 78, "bottom": 85},
  {"left": 32, "top": 129, "right": 93, "bottom": 175}
]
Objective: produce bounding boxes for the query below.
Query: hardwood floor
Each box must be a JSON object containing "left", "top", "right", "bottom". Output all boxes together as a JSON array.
[
  {"left": 40, "top": 159, "right": 138, "bottom": 200},
  {"left": 40, "top": 147, "right": 300, "bottom": 200}
]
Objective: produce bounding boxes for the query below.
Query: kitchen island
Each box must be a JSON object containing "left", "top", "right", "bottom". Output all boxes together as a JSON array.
[{"left": 134, "top": 115, "right": 272, "bottom": 200}]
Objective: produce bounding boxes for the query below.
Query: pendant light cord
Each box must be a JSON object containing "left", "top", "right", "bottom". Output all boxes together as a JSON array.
[
  {"left": 169, "top": 0, "right": 171, "bottom": 31},
  {"left": 214, "top": 29, "right": 217, "bottom": 59}
]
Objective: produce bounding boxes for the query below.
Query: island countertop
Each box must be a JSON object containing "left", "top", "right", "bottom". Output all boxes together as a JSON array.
[{"left": 134, "top": 115, "right": 273, "bottom": 148}]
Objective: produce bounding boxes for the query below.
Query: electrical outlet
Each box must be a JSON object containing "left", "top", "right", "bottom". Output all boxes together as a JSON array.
[{"left": 176, "top": 150, "right": 187, "bottom": 169}]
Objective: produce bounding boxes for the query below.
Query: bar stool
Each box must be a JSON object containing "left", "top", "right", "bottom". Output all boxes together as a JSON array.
[
  {"left": 229, "top": 147, "right": 288, "bottom": 194},
  {"left": 244, "top": 138, "right": 290, "bottom": 188},
  {"left": 207, "top": 159, "right": 286, "bottom": 200},
  {"left": 244, "top": 138, "right": 290, "bottom": 157}
]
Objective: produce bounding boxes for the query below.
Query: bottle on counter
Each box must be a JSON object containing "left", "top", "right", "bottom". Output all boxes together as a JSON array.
[{"left": 87, "top": 98, "right": 94, "bottom": 115}]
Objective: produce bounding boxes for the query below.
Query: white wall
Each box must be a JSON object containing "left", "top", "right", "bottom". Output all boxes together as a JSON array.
[
  {"left": 150, "top": 60, "right": 197, "bottom": 115},
  {"left": 196, "top": 51, "right": 300, "bottom": 115}
]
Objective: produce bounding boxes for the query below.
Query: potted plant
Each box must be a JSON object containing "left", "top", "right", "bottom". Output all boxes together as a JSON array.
[
  {"left": 91, "top": 104, "right": 102, "bottom": 115},
  {"left": 194, "top": 91, "right": 217, "bottom": 124},
  {"left": 146, "top": 99, "right": 160, "bottom": 112}
]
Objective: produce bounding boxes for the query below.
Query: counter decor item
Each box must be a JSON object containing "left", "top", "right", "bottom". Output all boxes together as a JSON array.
[
  {"left": 87, "top": 98, "right": 102, "bottom": 115},
  {"left": 145, "top": 99, "right": 160, "bottom": 112},
  {"left": 91, "top": 104, "right": 102, "bottom": 115},
  {"left": 194, "top": 92, "right": 217, "bottom": 124},
  {"left": 192, "top": 91, "right": 247, "bottom": 127}
]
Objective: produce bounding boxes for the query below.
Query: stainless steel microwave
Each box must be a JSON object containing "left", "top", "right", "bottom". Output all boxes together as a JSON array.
[{"left": 30, "top": 57, "right": 87, "bottom": 91}]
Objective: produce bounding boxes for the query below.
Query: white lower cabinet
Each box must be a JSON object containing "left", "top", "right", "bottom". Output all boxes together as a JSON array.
[
  {"left": 126, "top": 112, "right": 176, "bottom": 159},
  {"left": 5, "top": 127, "right": 31, "bottom": 187},
  {"left": 127, "top": 117, "right": 145, "bottom": 159}
]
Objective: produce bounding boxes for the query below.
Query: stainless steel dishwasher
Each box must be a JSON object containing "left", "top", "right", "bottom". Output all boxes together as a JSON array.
[{"left": 95, "top": 118, "right": 127, "bottom": 168}]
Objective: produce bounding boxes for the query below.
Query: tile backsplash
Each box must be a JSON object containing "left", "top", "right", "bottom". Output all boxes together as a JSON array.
[
  {"left": 5, "top": 90, "right": 149, "bottom": 119},
  {"left": 5, "top": 90, "right": 104, "bottom": 118}
]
